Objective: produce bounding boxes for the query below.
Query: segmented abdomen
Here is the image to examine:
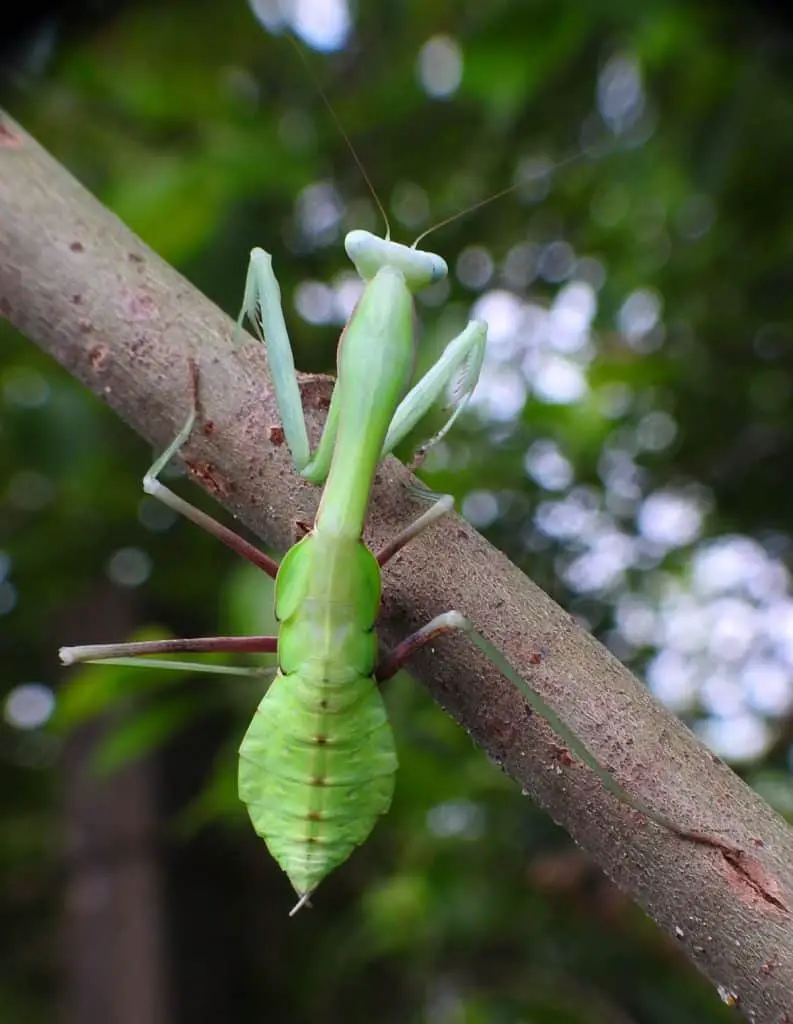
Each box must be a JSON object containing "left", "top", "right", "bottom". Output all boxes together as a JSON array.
[
  {"left": 238, "top": 530, "right": 396, "bottom": 898},
  {"left": 238, "top": 668, "right": 397, "bottom": 896}
]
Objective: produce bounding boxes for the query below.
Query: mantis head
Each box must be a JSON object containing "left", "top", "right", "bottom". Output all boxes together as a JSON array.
[{"left": 344, "top": 230, "right": 448, "bottom": 291}]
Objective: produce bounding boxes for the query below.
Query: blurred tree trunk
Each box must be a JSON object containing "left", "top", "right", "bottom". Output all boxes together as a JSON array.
[{"left": 58, "top": 586, "right": 169, "bottom": 1024}]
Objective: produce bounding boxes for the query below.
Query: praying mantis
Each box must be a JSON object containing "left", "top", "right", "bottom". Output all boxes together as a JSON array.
[
  {"left": 57, "top": 14, "right": 731, "bottom": 909},
  {"left": 59, "top": 224, "right": 729, "bottom": 913}
]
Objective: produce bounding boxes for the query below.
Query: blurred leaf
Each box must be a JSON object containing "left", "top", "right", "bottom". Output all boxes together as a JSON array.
[{"left": 91, "top": 693, "right": 201, "bottom": 775}]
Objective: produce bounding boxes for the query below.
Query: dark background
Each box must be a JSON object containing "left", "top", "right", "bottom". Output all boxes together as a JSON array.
[{"left": 2, "top": 1, "right": 793, "bottom": 1021}]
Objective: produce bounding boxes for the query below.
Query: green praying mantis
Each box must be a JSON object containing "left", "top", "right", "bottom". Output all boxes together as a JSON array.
[
  {"left": 60, "top": 229, "right": 501, "bottom": 911},
  {"left": 60, "top": 222, "right": 728, "bottom": 914},
  {"left": 57, "top": 12, "right": 731, "bottom": 905}
]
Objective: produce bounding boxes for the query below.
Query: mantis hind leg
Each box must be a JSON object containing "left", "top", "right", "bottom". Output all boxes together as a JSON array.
[
  {"left": 60, "top": 634, "right": 278, "bottom": 671},
  {"left": 377, "top": 612, "right": 737, "bottom": 855},
  {"left": 143, "top": 364, "right": 279, "bottom": 578}
]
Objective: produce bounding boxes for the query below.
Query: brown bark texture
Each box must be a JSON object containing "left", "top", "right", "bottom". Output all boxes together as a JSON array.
[{"left": 2, "top": 110, "right": 792, "bottom": 1021}]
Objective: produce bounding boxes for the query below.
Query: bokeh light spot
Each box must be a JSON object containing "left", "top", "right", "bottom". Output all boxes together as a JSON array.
[
  {"left": 4, "top": 683, "right": 55, "bottom": 730},
  {"left": 417, "top": 35, "right": 463, "bottom": 99}
]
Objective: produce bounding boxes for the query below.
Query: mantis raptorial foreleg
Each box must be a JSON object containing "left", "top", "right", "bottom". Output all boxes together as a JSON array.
[
  {"left": 235, "top": 248, "right": 312, "bottom": 472},
  {"left": 381, "top": 320, "right": 486, "bottom": 461},
  {"left": 236, "top": 242, "right": 487, "bottom": 487}
]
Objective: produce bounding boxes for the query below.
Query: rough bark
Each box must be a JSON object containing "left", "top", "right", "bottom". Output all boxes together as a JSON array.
[{"left": 2, "top": 110, "right": 792, "bottom": 1021}]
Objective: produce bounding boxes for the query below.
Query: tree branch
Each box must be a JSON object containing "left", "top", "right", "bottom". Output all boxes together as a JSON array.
[{"left": 2, "top": 110, "right": 791, "bottom": 1020}]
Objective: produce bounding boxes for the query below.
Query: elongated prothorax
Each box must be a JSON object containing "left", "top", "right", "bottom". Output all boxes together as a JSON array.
[{"left": 313, "top": 266, "right": 413, "bottom": 538}]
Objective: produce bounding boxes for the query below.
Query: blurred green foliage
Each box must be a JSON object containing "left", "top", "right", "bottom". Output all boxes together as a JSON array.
[{"left": 2, "top": 0, "right": 792, "bottom": 1020}]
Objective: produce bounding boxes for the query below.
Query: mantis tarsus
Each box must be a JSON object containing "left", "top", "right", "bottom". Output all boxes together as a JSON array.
[{"left": 60, "top": 225, "right": 733, "bottom": 913}]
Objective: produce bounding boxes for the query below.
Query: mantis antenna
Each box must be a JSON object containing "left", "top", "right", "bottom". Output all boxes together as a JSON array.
[
  {"left": 250, "top": 0, "right": 392, "bottom": 241},
  {"left": 412, "top": 138, "right": 617, "bottom": 250},
  {"left": 255, "top": 0, "right": 616, "bottom": 254}
]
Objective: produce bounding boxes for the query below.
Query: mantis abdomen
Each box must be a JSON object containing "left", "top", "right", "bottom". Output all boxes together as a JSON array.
[{"left": 238, "top": 531, "right": 398, "bottom": 897}]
